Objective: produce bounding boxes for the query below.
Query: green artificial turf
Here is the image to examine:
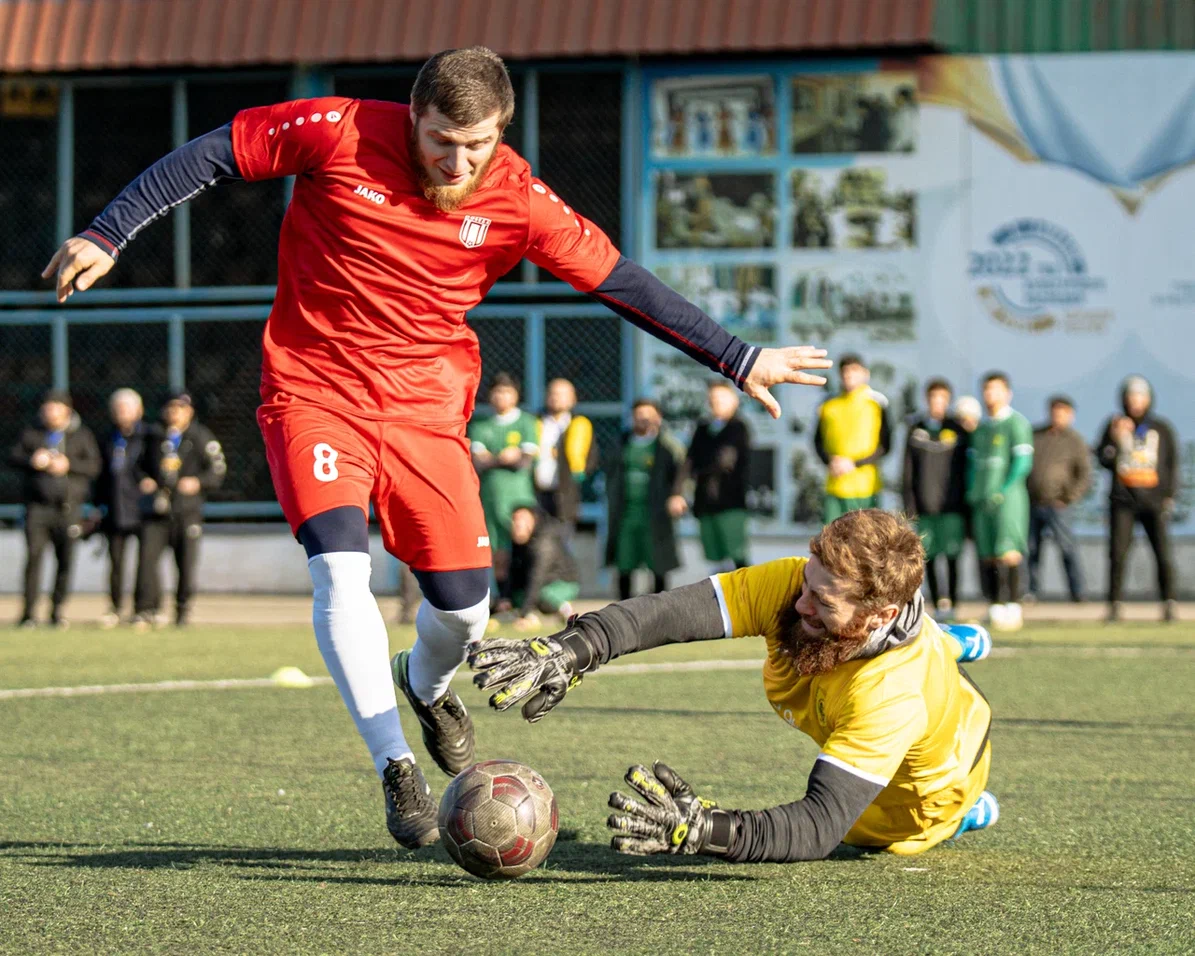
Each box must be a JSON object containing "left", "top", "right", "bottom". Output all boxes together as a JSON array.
[{"left": 1, "top": 622, "right": 1192, "bottom": 954}]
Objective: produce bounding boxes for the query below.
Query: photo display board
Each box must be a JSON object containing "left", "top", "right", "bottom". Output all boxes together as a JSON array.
[{"left": 639, "top": 56, "right": 1195, "bottom": 534}]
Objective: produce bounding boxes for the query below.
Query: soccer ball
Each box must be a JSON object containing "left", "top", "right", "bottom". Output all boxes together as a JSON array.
[{"left": 438, "top": 759, "right": 559, "bottom": 879}]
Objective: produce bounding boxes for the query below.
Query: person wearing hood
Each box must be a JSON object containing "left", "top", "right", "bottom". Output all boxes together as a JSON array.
[
  {"left": 133, "top": 392, "right": 226, "bottom": 628},
  {"left": 1096, "top": 376, "right": 1179, "bottom": 622},
  {"left": 472, "top": 510, "right": 999, "bottom": 862},
  {"left": 8, "top": 389, "right": 101, "bottom": 628}
]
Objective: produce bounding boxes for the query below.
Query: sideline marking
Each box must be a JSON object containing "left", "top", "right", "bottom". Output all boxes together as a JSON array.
[{"left": 1, "top": 646, "right": 1190, "bottom": 701}]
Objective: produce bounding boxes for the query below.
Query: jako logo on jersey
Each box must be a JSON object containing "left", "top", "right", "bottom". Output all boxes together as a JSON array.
[
  {"left": 477, "top": 536, "right": 490, "bottom": 548},
  {"left": 459, "top": 216, "right": 492, "bottom": 248},
  {"left": 353, "top": 184, "right": 386, "bottom": 205}
]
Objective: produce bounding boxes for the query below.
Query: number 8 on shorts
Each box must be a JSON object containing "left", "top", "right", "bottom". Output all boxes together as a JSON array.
[{"left": 313, "top": 442, "right": 339, "bottom": 482}]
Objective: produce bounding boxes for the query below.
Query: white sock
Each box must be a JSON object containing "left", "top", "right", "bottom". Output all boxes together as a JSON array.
[
  {"left": 309, "top": 552, "right": 412, "bottom": 779},
  {"left": 407, "top": 593, "right": 490, "bottom": 704}
]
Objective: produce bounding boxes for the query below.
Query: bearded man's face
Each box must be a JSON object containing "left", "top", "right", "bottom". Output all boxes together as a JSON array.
[
  {"left": 409, "top": 106, "right": 502, "bottom": 212},
  {"left": 776, "top": 557, "right": 898, "bottom": 676}
]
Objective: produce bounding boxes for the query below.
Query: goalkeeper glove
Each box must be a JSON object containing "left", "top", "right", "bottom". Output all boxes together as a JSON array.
[
  {"left": 468, "top": 619, "right": 599, "bottom": 723},
  {"left": 607, "top": 762, "right": 735, "bottom": 856}
]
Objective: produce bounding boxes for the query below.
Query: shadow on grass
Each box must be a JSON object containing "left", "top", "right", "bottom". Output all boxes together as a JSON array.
[
  {"left": 1, "top": 841, "right": 407, "bottom": 870},
  {"left": 0, "top": 838, "right": 763, "bottom": 883}
]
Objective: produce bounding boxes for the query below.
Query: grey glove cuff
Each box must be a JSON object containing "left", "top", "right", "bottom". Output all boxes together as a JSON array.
[{"left": 702, "top": 809, "right": 737, "bottom": 856}]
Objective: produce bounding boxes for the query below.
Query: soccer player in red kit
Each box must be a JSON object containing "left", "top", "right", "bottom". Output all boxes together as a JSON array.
[{"left": 43, "top": 48, "right": 831, "bottom": 848}]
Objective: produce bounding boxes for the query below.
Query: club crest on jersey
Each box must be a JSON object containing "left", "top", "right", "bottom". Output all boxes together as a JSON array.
[{"left": 459, "top": 216, "right": 492, "bottom": 248}]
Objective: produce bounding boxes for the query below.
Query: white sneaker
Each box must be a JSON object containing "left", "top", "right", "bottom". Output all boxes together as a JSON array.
[
  {"left": 1006, "top": 602, "right": 1024, "bottom": 631},
  {"left": 99, "top": 610, "right": 120, "bottom": 630},
  {"left": 935, "top": 598, "right": 955, "bottom": 622},
  {"left": 987, "top": 603, "right": 1007, "bottom": 630}
]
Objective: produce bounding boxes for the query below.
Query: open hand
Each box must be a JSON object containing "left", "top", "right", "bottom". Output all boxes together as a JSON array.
[
  {"left": 607, "top": 762, "right": 719, "bottom": 856},
  {"left": 742, "top": 346, "right": 831, "bottom": 420}
]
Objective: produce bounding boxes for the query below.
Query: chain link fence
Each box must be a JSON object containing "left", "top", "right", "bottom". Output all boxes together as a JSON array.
[
  {"left": 0, "top": 82, "right": 57, "bottom": 291},
  {"left": 0, "top": 325, "right": 53, "bottom": 504},
  {"left": 74, "top": 84, "right": 176, "bottom": 289},
  {"left": 67, "top": 322, "right": 171, "bottom": 441},
  {"left": 184, "top": 320, "right": 273, "bottom": 504},
  {"left": 188, "top": 77, "right": 291, "bottom": 287}
]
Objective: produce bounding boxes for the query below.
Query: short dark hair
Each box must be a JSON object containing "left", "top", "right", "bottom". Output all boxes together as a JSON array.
[
  {"left": 631, "top": 398, "right": 661, "bottom": 414},
  {"left": 982, "top": 371, "right": 1010, "bottom": 388},
  {"left": 489, "top": 371, "right": 519, "bottom": 394},
  {"left": 839, "top": 353, "right": 865, "bottom": 371},
  {"left": 1048, "top": 394, "right": 1074, "bottom": 410},
  {"left": 411, "top": 47, "right": 515, "bottom": 130},
  {"left": 924, "top": 378, "right": 952, "bottom": 396}
]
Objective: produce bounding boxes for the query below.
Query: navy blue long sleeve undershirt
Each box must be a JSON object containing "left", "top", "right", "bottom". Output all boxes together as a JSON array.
[
  {"left": 81, "top": 124, "right": 241, "bottom": 259},
  {"left": 81, "top": 125, "right": 761, "bottom": 391},
  {"left": 590, "top": 257, "right": 759, "bottom": 388}
]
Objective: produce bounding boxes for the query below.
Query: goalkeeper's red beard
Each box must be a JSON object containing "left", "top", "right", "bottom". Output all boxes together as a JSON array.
[
  {"left": 775, "top": 600, "right": 875, "bottom": 676},
  {"left": 408, "top": 121, "right": 497, "bottom": 213}
]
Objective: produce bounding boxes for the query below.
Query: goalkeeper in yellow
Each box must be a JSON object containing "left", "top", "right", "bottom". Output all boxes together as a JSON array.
[{"left": 470, "top": 509, "right": 997, "bottom": 862}]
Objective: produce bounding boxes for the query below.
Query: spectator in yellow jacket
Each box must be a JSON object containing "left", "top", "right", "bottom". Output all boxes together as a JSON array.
[{"left": 814, "top": 354, "right": 891, "bottom": 524}]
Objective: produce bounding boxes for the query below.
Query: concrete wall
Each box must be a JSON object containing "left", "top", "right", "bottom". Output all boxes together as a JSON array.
[{"left": 0, "top": 523, "right": 1188, "bottom": 601}]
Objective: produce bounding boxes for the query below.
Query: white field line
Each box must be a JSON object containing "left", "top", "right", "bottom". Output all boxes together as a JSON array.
[{"left": 0, "top": 646, "right": 1190, "bottom": 701}]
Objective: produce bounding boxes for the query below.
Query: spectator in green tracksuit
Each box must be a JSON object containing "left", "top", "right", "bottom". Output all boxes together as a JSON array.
[
  {"left": 469, "top": 372, "right": 539, "bottom": 588},
  {"left": 604, "top": 399, "right": 685, "bottom": 600},
  {"left": 966, "top": 372, "right": 1034, "bottom": 631}
]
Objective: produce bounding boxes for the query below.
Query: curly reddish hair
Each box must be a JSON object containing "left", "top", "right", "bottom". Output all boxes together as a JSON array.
[{"left": 808, "top": 510, "right": 924, "bottom": 610}]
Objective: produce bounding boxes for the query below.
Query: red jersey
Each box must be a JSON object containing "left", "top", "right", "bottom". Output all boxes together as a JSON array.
[{"left": 231, "top": 97, "right": 621, "bottom": 422}]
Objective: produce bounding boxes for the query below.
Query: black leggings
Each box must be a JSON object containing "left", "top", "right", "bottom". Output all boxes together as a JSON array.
[{"left": 1108, "top": 504, "right": 1173, "bottom": 602}]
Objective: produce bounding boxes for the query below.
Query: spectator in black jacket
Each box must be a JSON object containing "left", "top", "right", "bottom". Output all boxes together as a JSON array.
[
  {"left": 902, "top": 379, "right": 968, "bottom": 620},
  {"left": 1027, "top": 396, "right": 1091, "bottom": 603},
  {"left": 8, "top": 390, "right": 101, "bottom": 627},
  {"left": 681, "top": 381, "right": 753, "bottom": 572},
  {"left": 94, "top": 388, "right": 150, "bottom": 628},
  {"left": 497, "top": 505, "right": 581, "bottom": 630},
  {"left": 133, "top": 392, "right": 226, "bottom": 628},
  {"left": 1096, "top": 376, "right": 1179, "bottom": 622}
]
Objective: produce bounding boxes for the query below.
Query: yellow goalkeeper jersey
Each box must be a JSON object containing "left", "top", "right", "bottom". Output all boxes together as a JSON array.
[{"left": 711, "top": 557, "right": 992, "bottom": 854}]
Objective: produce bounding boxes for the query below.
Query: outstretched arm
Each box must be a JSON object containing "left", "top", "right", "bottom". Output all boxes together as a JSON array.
[
  {"left": 605, "top": 759, "right": 882, "bottom": 862},
  {"left": 522, "top": 176, "right": 830, "bottom": 419},
  {"left": 469, "top": 580, "right": 726, "bottom": 721},
  {"left": 42, "top": 124, "right": 242, "bottom": 301},
  {"left": 592, "top": 259, "right": 830, "bottom": 419}
]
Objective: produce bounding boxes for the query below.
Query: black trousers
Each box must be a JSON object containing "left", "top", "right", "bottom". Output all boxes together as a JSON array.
[
  {"left": 22, "top": 503, "right": 80, "bottom": 619},
  {"left": 136, "top": 515, "right": 202, "bottom": 615},
  {"left": 106, "top": 529, "right": 139, "bottom": 612},
  {"left": 1108, "top": 503, "right": 1174, "bottom": 602}
]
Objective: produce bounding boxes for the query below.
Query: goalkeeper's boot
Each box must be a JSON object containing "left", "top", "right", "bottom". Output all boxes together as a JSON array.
[
  {"left": 941, "top": 623, "right": 992, "bottom": 663},
  {"left": 953, "top": 790, "right": 999, "bottom": 838},
  {"left": 382, "top": 757, "right": 439, "bottom": 849},
  {"left": 391, "top": 649, "right": 474, "bottom": 777}
]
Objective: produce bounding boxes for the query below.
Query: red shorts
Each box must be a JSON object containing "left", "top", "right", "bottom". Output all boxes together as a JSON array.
[{"left": 258, "top": 397, "right": 491, "bottom": 571}]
